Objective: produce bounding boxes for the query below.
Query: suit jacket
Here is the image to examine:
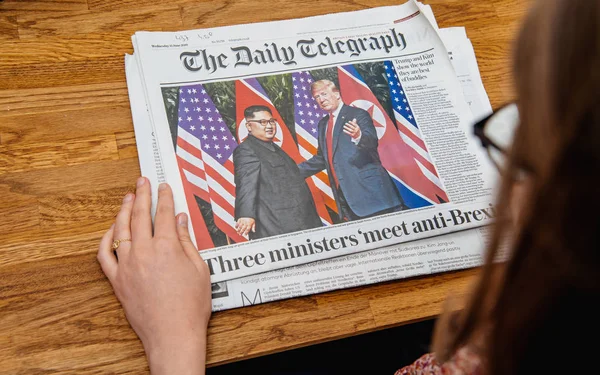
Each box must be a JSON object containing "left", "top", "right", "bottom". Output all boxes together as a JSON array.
[
  {"left": 233, "top": 135, "right": 322, "bottom": 240},
  {"left": 298, "top": 104, "right": 403, "bottom": 217}
]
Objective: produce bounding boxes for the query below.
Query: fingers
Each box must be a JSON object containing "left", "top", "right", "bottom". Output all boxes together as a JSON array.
[
  {"left": 242, "top": 220, "right": 253, "bottom": 236},
  {"left": 176, "top": 213, "right": 205, "bottom": 272},
  {"left": 245, "top": 221, "right": 254, "bottom": 236},
  {"left": 154, "top": 183, "right": 177, "bottom": 239},
  {"left": 236, "top": 218, "right": 252, "bottom": 236},
  {"left": 113, "top": 193, "right": 135, "bottom": 257},
  {"left": 97, "top": 224, "right": 118, "bottom": 282},
  {"left": 239, "top": 224, "right": 250, "bottom": 236},
  {"left": 131, "top": 177, "right": 153, "bottom": 240},
  {"left": 236, "top": 222, "right": 248, "bottom": 236},
  {"left": 343, "top": 120, "right": 360, "bottom": 138}
]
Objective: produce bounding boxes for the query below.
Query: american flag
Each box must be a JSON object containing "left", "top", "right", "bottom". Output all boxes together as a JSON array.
[
  {"left": 175, "top": 84, "right": 247, "bottom": 244},
  {"left": 292, "top": 71, "right": 338, "bottom": 213},
  {"left": 384, "top": 61, "right": 448, "bottom": 204}
]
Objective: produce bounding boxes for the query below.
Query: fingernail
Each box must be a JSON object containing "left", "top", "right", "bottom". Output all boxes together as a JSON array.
[
  {"left": 110, "top": 223, "right": 115, "bottom": 230},
  {"left": 137, "top": 177, "right": 145, "bottom": 188},
  {"left": 178, "top": 213, "right": 188, "bottom": 226},
  {"left": 159, "top": 183, "right": 168, "bottom": 191},
  {"left": 123, "top": 193, "right": 134, "bottom": 203}
]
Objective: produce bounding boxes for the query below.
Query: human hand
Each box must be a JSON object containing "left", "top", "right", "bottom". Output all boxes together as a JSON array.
[
  {"left": 97, "top": 177, "right": 212, "bottom": 375},
  {"left": 343, "top": 118, "right": 361, "bottom": 139},
  {"left": 235, "top": 217, "right": 255, "bottom": 236}
]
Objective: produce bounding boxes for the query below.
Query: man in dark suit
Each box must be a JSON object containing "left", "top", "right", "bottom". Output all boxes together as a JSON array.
[
  {"left": 233, "top": 105, "right": 322, "bottom": 239},
  {"left": 298, "top": 80, "right": 406, "bottom": 221}
]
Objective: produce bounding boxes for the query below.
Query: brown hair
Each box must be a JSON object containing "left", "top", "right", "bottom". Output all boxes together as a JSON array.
[{"left": 432, "top": 0, "right": 600, "bottom": 373}]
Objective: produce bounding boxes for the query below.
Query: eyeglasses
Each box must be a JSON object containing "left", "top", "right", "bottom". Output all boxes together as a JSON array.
[
  {"left": 247, "top": 118, "right": 278, "bottom": 127},
  {"left": 473, "top": 103, "right": 522, "bottom": 175}
]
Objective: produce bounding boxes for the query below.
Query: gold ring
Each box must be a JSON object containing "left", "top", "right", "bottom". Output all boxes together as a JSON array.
[{"left": 112, "top": 239, "right": 131, "bottom": 251}]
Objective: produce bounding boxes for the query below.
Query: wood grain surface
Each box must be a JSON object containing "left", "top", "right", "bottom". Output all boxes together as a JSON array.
[{"left": 0, "top": 0, "right": 531, "bottom": 372}]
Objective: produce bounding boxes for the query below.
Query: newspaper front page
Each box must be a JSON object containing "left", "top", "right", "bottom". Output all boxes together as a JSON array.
[{"left": 125, "top": 1, "right": 497, "bottom": 310}]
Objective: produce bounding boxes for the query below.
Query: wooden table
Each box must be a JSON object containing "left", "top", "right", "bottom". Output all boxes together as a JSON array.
[{"left": 0, "top": 0, "right": 530, "bottom": 372}]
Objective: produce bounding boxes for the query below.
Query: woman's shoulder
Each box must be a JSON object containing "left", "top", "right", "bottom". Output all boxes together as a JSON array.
[
  {"left": 395, "top": 352, "right": 441, "bottom": 375},
  {"left": 395, "top": 347, "right": 482, "bottom": 375}
]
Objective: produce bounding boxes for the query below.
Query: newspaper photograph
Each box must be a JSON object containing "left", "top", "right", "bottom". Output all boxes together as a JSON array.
[
  {"left": 125, "top": 0, "right": 498, "bottom": 309},
  {"left": 163, "top": 60, "right": 451, "bottom": 250}
]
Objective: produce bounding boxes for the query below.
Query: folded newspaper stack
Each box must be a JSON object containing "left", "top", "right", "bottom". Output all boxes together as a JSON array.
[{"left": 125, "top": 0, "right": 497, "bottom": 311}]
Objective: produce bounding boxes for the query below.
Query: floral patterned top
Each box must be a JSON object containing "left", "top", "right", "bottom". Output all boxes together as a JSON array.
[{"left": 395, "top": 348, "right": 482, "bottom": 375}]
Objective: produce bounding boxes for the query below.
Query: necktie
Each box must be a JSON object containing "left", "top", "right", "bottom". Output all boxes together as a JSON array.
[{"left": 326, "top": 114, "right": 340, "bottom": 188}]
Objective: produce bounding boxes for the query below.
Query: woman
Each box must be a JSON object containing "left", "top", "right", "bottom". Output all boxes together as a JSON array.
[
  {"left": 397, "top": 0, "right": 600, "bottom": 373},
  {"left": 97, "top": 0, "right": 600, "bottom": 374}
]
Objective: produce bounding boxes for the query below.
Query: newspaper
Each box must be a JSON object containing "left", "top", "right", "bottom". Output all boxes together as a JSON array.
[{"left": 125, "top": 1, "right": 496, "bottom": 310}]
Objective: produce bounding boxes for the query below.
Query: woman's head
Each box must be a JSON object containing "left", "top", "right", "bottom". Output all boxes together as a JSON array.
[
  {"left": 507, "top": 0, "right": 600, "bottom": 243},
  {"left": 513, "top": 0, "right": 600, "bottom": 181},
  {"left": 433, "top": 0, "right": 600, "bottom": 373},
  {"left": 508, "top": 0, "right": 600, "bottom": 290}
]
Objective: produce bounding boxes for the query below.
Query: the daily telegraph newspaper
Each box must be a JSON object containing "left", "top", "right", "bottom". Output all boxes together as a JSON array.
[{"left": 125, "top": 0, "right": 497, "bottom": 311}]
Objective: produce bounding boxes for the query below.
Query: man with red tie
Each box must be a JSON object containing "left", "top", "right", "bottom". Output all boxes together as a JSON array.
[{"left": 298, "top": 79, "right": 406, "bottom": 222}]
